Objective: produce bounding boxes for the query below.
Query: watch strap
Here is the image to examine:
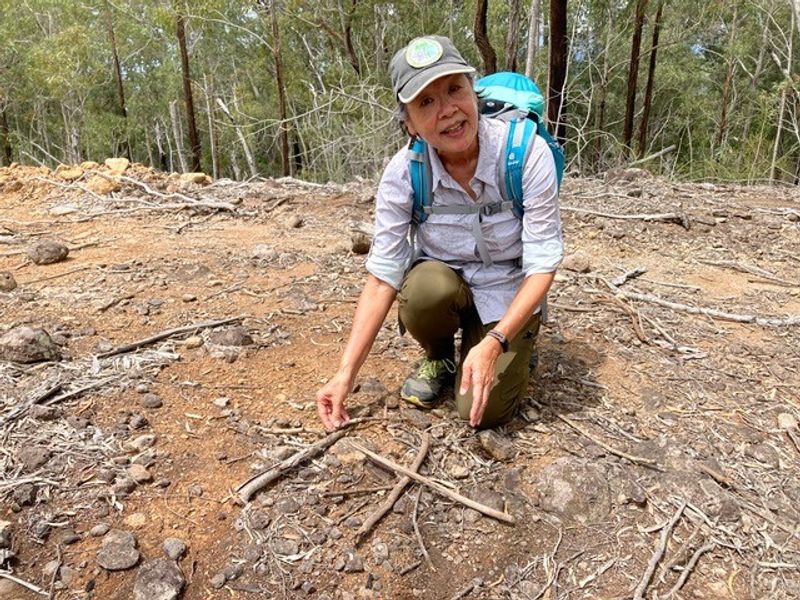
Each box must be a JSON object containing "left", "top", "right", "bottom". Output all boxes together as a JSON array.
[{"left": 486, "top": 329, "right": 509, "bottom": 353}]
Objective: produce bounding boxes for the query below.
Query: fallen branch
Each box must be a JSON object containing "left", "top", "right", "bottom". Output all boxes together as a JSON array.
[
  {"left": 413, "top": 486, "right": 434, "bottom": 570},
  {"left": 348, "top": 441, "right": 514, "bottom": 524},
  {"left": 556, "top": 414, "right": 661, "bottom": 470},
  {"left": 450, "top": 578, "right": 483, "bottom": 600},
  {"left": 0, "top": 570, "right": 47, "bottom": 596},
  {"left": 560, "top": 206, "right": 689, "bottom": 229},
  {"left": 603, "top": 280, "right": 800, "bottom": 327},
  {"left": 97, "top": 316, "right": 245, "bottom": 358},
  {"left": 354, "top": 433, "right": 431, "bottom": 545},
  {"left": 237, "top": 418, "right": 371, "bottom": 502},
  {"left": 662, "top": 542, "right": 714, "bottom": 599},
  {"left": 632, "top": 501, "right": 686, "bottom": 600},
  {"left": 628, "top": 144, "right": 677, "bottom": 167},
  {"left": 698, "top": 259, "right": 800, "bottom": 288}
]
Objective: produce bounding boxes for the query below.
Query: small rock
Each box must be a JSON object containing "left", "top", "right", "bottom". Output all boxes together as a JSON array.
[
  {"left": 252, "top": 244, "right": 278, "bottom": 262},
  {"left": 561, "top": 251, "right": 591, "bottom": 273},
  {"left": 129, "top": 414, "right": 149, "bottom": 430},
  {"left": 343, "top": 550, "right": 364, "bottom": 573},
  {"left": 104, "top": 157, "right": 130, "bottom": 173},
  {"left": 183, "top": 336, "right": 203, "bottom": 349},
  {"left": 89, "top": 523, "right": 110, "bottom": 537},
  {"left": 371, "top": 541, "right": 389, "bottom": 563},
  {"left": 0, "top": 326, "right": 61, "bottom": 363},
  {"left": 276, "top": 497, "right": 300, "bottom": 514},
  {"left": 113, "top": 478, "right": 137, "bottom": 497},
  {"left": 212, "top": 397, "right": 229, "bottom": 408},
  {"left": 274, "top": 539, "right": 299, "bottom": 555},
  {"left": 127, "top": 464, "right": 152, "bottom": 484},
  {"left": 448, "top": 464, "right": 470, "bottom": 479},
  {"left": 140, "top": 394, "right": 163, "bottom": 409},
  {"left": 222, "top": 563, "right": 243, "bottom": 581},
  {"left": 478, "top": 430, "right": 515, "bottom": 462},
  {"left": 80, "top": 160, "right": 99, "bottom": 170},
  {"left": 86, "top": 174, "right": 120, "bottom": 194},
  {"left": 179, "top": 172, "right": 211, "bottom": 185},
  {"left": 27, "top": 240, "right": 69, "bottom": 265},
  {"left": 351, "top": 232, "right": 371, "bottom": 255},
  {"left": 0, "top": 271, "right": 17, "bottom": 292},
  {"left": 778, "top": 413, "right": 798, "bottom": 430},
  {"left": 301, "top": 581, "right": 316, "bottom": 595},
  {"left": 248, "top": 511, "right": 270, "bottom": 530},
  {"left": 327, "top": 527, "right": 343, "bottom": 540},
  {"left": 19, "top": 446, "right": 51, "bottom": 471},
  {"left": 0, "top": 521, "right": 12, "bottom": 549},
  {"left": 29, "top": 405, "right": 62, "bottom": 421},
  {"left": 127, "top": 434, "right": 156, "bottom": 452},
  {"left": 62, "top": 530, "right": 81, "bottom": 545},
  {"left": 58, "top": 166, "right": 84, "bottom": 181},
  {"left": 188, "top": 483, "right": 203, "bottom": 497},
  {"left": 209, "top": 573, "right": 226, "bottom": 589},
  {"left": 12, "top": 483, "right": 36, "bottom": 506},
  {"left": 123, "top": 513, "right": 147, "bottom": 529},
  {"left": 181, "top": 293, "right": 197, "bottom": 303},
  {"left": 133, "top": 558, "right": 185, "bottom": 600},
  {"left": 344, "top": 516, "right": 362, "bottom": 529},
  {"left": 163, "top": 538, "right": 187, "bottom": 560},
  {"left": 208, "top": 326, "right": 254, "bottom": 347},
  {"left": 96, "top": 530, "right": 139, "bottom": 571},
  {"left": 285, "top": 214, "right": 304, "bottom": 228}
]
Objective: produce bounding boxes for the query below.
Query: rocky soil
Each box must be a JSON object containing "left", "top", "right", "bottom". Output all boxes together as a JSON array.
[{"left": 0, "top": 159, "right": 799, "bottom": 599}]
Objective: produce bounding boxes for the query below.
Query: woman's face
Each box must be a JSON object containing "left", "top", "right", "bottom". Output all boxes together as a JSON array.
[{"left": 405, "top": 73, "right": 479, "bottom": 162}]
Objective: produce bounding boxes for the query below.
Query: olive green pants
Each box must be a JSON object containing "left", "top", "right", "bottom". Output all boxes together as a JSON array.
[{"left": 397, "top": 260, "right": 540, "bottom": 429}]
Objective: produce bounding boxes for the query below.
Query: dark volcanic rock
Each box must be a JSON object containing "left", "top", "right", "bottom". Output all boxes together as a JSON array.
[
  {"left": 27, "top": 240, "right": 69, "bottom": 265},
  {"left": 96, "top": 530, "right": 139, "bottom": 571},
  {"left": 208, "top": 326, "right": 253, "bottom": 347},
  {"left": 534, "top": 457, "right": 612, "bottom": 524},
  {"left": 0, "top": 327, "right": 61, "bottom": 363},
  {"left": 133, "top": 558, "right": 185, "bottom": 600}
]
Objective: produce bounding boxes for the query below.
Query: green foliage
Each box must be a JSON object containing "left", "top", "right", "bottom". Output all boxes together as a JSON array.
[{"left": 0, "top": 0, "right": 796, "bottom": 183}]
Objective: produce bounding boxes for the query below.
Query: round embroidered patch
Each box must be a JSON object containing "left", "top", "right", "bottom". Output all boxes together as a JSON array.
[{"left": 405, "top": 38, "right": 443, "bottom": 68}]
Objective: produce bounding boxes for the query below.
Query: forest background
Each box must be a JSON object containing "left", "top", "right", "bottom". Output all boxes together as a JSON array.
[{"left": 0, "top": 0, "right": 798, "bottom": 186}]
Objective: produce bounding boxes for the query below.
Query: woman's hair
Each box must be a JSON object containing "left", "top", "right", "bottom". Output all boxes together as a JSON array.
[{"left": 393, "top": 72, "right": 482, "bottom": 136}]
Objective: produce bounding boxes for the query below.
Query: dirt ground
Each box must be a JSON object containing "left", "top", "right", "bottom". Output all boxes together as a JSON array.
[{"left": 0, "top": 161, "right": 799, "bottom": 600}]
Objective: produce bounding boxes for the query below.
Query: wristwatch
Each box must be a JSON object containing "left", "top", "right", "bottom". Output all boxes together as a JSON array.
[{"left": 486, "top": 329, "right": 509, "bottom": 353}]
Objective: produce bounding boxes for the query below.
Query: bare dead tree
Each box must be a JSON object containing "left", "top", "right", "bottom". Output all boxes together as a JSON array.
[
  {"left": 202, "top": 74, "right": 219, "bottom": 179},
  {"left": 548, "top": 0, "right": 568, "bottom": 142},
  {"left": 593, "top": 6, "right": 614, "bottom": 169},
  {"left": 504, "top": 0, "right": 523, "bottom": 72},
  {"left": 715, "top": 1, "right": 739, "bottom": 149},
  {"left": 622, "top": 0, "right": 649, "bottom": 156},
  {"left": 267, "top": 0, "right": 290, "bottom": 176},
  {"left": 474, "top": 0, "right": 497, "bottom": 74},
  {"left": 637, "top": 0, "right": 664, "bottom": 157},
  {"left": 524, "top": 0, "right": 541, "bottom": 78},
  {"left": 175, "top": 5, "right": 202, "bottom": 172},
  {"left": 104, "top": 0, "right": 130, "bottom": 160}
]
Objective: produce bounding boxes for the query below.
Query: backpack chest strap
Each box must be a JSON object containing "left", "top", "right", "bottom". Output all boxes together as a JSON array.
[{"left": 424, "top": 201, "right": 514, "bottom": 266}]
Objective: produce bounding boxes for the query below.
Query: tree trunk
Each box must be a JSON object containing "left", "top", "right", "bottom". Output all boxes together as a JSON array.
[
  {"left": 593, "top": 6, "right": 613, "bottom": 170},
  {"left": 176, "top": 7, "right": 202, "bottom": 172},
  {"left": 524, "top": 0, "right": 541, "bottom": 78},
  {"left": 771, "top": 87, "right": 788, "bottom": 181},
  {"left": 203, "top": 74, "right": 220, "bottom": 179},
  {"left": 0, "top": 105, "right": 12, "bottom": 166},
  {"left": 474, "top": 0, "right": 497, "bottom": 74},
  {"left": 154, "top": 120, "right": 168, "bottom": 172},
  {"left": 259, "top": 0, "right": 290, "bottom": 176},
  {"left": 715, "top": 2, "right": 738, "bottom": 149},
  {"left": 339, "top": 0, "right": 361, "bottom": 75},
  {"left": 505, "top": 0, "right": 523, "bottom": 72},
  {"left": 168, "top": 100, "right": 187, "bottom": 172},
  {"left": 636, "top": 0, "right": 664, "bottom": 158},
  {"left": 104, "top": 0, "right": 130, "bottom": 160},
  {"left": 622, "top": 0, "right": 649, "bottom": 156},
  {"left": 547, "top": 0, "right": 568, "bottom": 142},
  {"left": 216, "top": 98, "right": 257, "bottom": 178}
]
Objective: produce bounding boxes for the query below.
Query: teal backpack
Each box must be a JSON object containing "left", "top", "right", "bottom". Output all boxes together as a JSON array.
[{"left": 408, "top": 71, "right": 565, "bottom": 243}]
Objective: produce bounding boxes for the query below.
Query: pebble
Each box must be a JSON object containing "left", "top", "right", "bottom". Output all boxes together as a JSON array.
[
  {"left": 212, "top": 397, "right": 229, "bottom": 408},
  {"left": 778, "top": 413, "right": 798, "bottom": 430},
  {"left": 163, "top": 538, "right": 187, "bottom": 560},
  {"left": 342, "top": 551, "right": 364, "bottom": 573},
  {"left": 327, "top": 527, "right": 343, "bottom": 540},
  {"left": 27, "top": 240, "right": 69, "bottom": 265},
  {"left": 0, "top": 271, "right": 17, "bottom": 292},
  {"left": 209, "top": 573, "right": 226, "bottom": 589},
  {"left": 188, "top": 483, "right": 203, "bottom": 497},
  {"left": 140, "top": 394, "right": 163, "bottom": 409},
  {"left": 276, "top": 497, "right": 300, "bottom": 514},
  {"left": 96, "top": 530, "right": 139, "bottom": 571},
  {"left": 127, "top": 434, "right": 156, "bottom": 451},
  {"left": 127, "top": 464, "right": 152, "bottom": 484},
  {"left": 89, "top": 523, "right": 110, "bottom": 537},
  {"left": 135, "top": 383, "right": 150, "bottom": 394},
  {"left": 181, "top": 294, "right": 197, "bottom": 303},
  {"left": 274, "top": 539, "right": 299, "bottom": 555},
  {"left": 478, "top": 430, "right": 515, "bottom": 462},
  {"left": 183, "top": 336, "right": 203, "bottom": 349}
]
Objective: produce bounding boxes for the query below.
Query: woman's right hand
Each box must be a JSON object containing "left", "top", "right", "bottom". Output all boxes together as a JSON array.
[{"left": 316, "top": 371, "right": 352, "bottom": 431}]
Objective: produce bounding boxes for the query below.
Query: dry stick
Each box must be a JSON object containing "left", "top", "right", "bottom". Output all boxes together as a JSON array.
[
  {"left": 560, "top": 205, "right": 689, "bottom": 229},
  {"left": 99, "top": 172, "right": 238, "bottom": 212},
  {"left": 354, "top": 433, "right": 431, "bottom": 545},
  {"left": 605, "top": 282, "right": 800, "bottom": 327},
  {"left": 348, "top": 441, "right": 514, "bottom": 524},
  {"left": 21, "top": 265, "right": 92, "bottom": 285},
  {"left": 450, "top": 578, "right": 483, "bottom": 600},
  {"left": 412, "top": 486, "right": 434, "bottom": 570},
  {"left": 556, "top": 414, "right": 661, "bottom": 470},
  {"left": 321, "top": 484, "right": 394, "bottom": 499},
  {"left": 632, "top": 501, "right": 687, "bottom": 600},
  {"left": 237, "top": 418, "right": 371, "bottom": 502},
  {"left": 0, "top": 571, "right": 47, "bottom": 596},
  {"left": 97, "top": 316, "right": 244, "bottom": 358},
  {"left": 698, "top": 259, "right": 800, "bottom": 288},
  {"left": 662, "top": 542, "right": 715, "bottom": 599}
]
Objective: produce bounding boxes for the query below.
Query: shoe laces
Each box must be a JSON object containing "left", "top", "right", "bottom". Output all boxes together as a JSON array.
[{"left": 418, "top": 358, "right": 456, "bottom": 380}]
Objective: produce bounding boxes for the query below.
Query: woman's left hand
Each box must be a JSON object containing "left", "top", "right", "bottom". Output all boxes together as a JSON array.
[{"left": 459, "top": 337, "right": 503, "bottom": 428}]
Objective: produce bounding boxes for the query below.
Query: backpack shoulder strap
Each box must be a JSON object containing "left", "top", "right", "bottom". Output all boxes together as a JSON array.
[
  {"left": 408, "top": 137, "right": 432, "bottom": 225},
  {"left": 498, "top": 117, "right": 537, "bottom": 219}
]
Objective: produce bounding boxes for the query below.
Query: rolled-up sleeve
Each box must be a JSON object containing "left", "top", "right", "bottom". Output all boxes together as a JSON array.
[
  {"left": 520, "top": 135, "right": 563, "bottom": 276},
  {"left": 365, "top": 150, "right": 414, "bottom": 290}
]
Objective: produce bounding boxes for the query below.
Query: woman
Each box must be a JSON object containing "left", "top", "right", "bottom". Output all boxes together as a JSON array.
[{"left": 316, "top": 35, "right": 562, "bottom": 431}]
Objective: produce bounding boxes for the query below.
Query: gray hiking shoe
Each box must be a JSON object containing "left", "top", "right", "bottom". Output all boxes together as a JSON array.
[{"left": 400, "top": 358, "right": 457, "bottom": 409}]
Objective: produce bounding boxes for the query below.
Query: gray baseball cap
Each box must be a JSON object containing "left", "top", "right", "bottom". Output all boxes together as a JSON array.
[{"left": 390, "top": 36, "right": 476, "bottom": 104}]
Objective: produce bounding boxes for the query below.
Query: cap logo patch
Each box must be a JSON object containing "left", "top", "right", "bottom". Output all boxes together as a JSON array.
[{"left": 405, "top": 38, "right": 443, "bottom": 68}]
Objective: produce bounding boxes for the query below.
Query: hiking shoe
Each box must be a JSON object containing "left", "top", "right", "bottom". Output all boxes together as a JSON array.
[{"left": 400, "top": 358, "right": 456, "bottom": 409}]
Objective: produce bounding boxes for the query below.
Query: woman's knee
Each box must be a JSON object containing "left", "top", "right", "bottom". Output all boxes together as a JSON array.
[{"left": 399, "top": 261, "right": 464, "bottom": 316}]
